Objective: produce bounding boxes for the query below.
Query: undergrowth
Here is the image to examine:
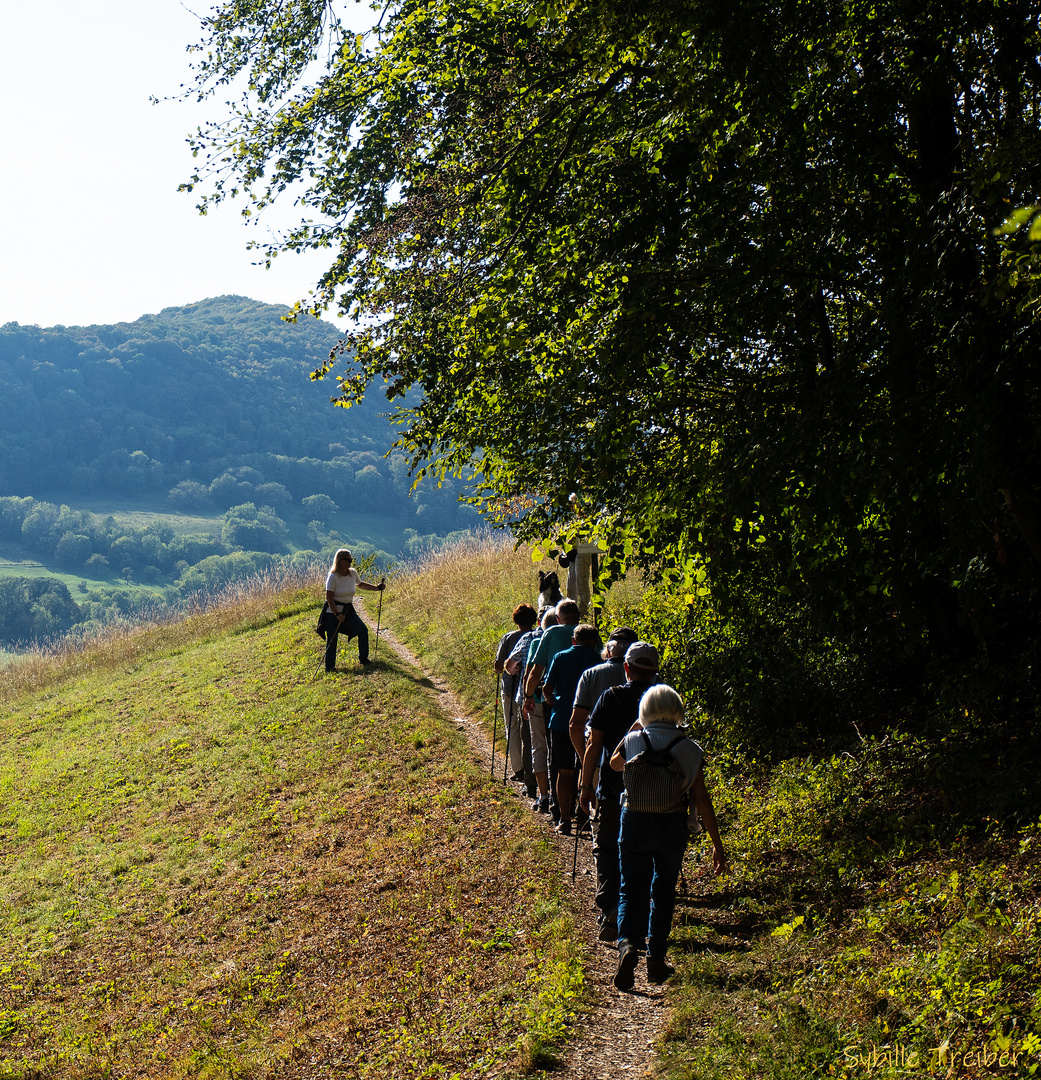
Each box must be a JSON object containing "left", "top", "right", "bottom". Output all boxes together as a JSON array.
[{"left": 385, "top": 536, "right": 1041, "bottom": 1079}]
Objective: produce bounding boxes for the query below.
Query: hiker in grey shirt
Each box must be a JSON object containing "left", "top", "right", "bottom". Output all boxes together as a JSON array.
[{"left": 609, "top": 684, "right": 726, "bottom": 990}]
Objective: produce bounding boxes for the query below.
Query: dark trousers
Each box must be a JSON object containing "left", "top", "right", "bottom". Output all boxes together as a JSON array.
[
  {"left": 521, "top": 702, "right": 533, "bottom": 787},
  {"left": 321, "top": 605, "right": 369, "bottom": 669},
  {"left": 592, "top": 793, "right": 623, "bottom": 919}
]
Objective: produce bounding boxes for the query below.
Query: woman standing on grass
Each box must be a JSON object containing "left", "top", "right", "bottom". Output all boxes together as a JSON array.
[
  {"left": 321, "top": 549, "right": 384, "bottom": 671},
  {"left": 609, "top": 684, "right": 726, "bottom": 990}
]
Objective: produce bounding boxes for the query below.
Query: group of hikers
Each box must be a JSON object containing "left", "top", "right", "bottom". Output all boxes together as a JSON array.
[
  {"left": 316, "top": 546, "right": 727, "bottom": 990},
  {"left": 494, "top": 592, "right": 727, "bottom": 991}
]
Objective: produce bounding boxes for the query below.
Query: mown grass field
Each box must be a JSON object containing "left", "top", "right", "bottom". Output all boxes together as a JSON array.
[{"left": 0, "top": 578, "right": 583, "bottom": 1079}]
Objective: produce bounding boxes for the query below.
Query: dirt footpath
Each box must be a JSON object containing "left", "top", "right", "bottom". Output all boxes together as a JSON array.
[{"left": 372, "top": 622, "right": 667, "bottom": 1079}]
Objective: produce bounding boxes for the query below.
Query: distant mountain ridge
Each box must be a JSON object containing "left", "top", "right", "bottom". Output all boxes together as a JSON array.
[
  {"left": 1, "top": 295, "right": 376, "bottom": 496},
  {"left": 0, "top": 295, "right": 470, "bottom": 529}
]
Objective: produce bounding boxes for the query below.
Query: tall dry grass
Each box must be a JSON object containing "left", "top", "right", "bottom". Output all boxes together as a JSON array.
[
  {"left": 0, "top": 561, "right": 323, "bottom": 706},
  {"left": 383, "top": 529, "right": 647, "bottom": 727}
]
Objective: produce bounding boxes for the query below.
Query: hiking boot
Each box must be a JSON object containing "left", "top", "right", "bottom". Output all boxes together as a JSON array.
[
  {"left": 359, "top": 657, "right": 372, "bottom": 666},
  {"left": 531, "top": 794, "right": 550, "bottom": 813},
  {"left": 614, "top": 941, "right": 638, "bottom": 991},
  {"left": 510, "top": 770, "right": 525, "bottom": 782},
  {"left": 556, "top": 819, "right": 572, "bottom": 837},
  {"left": 646, "top": 955, "right": 675, "bottom": 984},
  {"left": 597, "top": 914, "right": 618, "bottom": 943}
]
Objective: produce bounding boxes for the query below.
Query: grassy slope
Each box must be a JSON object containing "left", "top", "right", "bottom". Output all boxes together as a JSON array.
[
  {"left": 0, "top": 579, "right": 581, "bottom": 1079},
  {"left": 5, "top": 535, "right": 1039, "bottom": 1079}
]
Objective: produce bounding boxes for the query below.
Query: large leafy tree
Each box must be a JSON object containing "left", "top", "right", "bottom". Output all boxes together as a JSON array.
[{"left": 185, "top": 0, "right": 1041, "bottom": 695}]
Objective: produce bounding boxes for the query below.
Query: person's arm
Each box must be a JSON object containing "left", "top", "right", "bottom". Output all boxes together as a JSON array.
[
  {"left": 326, "top": 588, "right": 344, "bottom": 622},
  {"left": 524, "top": 662, "right": 545, "bottom": 699},
  {"left": 357, "top": 578, "right": 385, "bottom": 591},
  {"left": 578, "top": 728, "right": 604, "bottom": 812},
  {"left": 609, "top": 722, "right": 641, "bottom": 771},
  {"left": 691, "top": 768, "right": 727, "bottom": 875},
  {"left": 494, "top": 634, "right": 508, "bottom": 674}
]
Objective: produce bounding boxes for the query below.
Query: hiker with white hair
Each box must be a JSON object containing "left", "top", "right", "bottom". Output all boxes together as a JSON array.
[
  {"left": 609, "top": 683, "right": 726, "bottom": 991},
  {"left": 577, "top": 639, "right": 659, "bottom": 942}
]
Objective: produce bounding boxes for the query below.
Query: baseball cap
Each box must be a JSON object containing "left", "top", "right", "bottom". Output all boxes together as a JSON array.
[{"left": 624, "top": 641, "right": 659, "bottom": 672}]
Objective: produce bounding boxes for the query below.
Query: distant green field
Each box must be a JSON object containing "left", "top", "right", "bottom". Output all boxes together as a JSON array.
[
  {"left": 18, "top": 493, "right": 420, "bottom": 561},
  {"left": 24, "top": 496, "right": 224, "bottom": 537}
]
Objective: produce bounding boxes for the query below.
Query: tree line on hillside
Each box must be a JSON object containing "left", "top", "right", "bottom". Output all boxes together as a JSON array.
[
  {"left": 0, "top": 295, "right": 476, "bottom": 535},
  {"left": 0, "top": 493, "right": 478, "bottom": 647},
  {"left": 183, "top": 0, "right": 1041, "bottom": 758}
]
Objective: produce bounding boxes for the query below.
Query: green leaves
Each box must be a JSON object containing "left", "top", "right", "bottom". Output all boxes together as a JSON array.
[{"left": 186, "top": 0, "right": 1041, "bottom": 713}]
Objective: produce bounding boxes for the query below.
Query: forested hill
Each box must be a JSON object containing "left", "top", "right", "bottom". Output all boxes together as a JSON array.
[{"left": 0, "top": 295, "right": 470, "bottom": 527}]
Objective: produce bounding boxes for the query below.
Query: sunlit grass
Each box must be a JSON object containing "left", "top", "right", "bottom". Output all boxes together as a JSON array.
[{"left": 0, "top": 556, "right": 583, "bottom": 1077}]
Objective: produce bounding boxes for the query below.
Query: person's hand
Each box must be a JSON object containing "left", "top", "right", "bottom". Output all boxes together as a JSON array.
[
  {"left": 377, "top": 581, "right": 385, "bottom": 591},
  {"left": 712, "top": 847, "right": 727, "bottom": 876},
  {"left": 579, "top": 787, "right": 594, "bottom": 814}
]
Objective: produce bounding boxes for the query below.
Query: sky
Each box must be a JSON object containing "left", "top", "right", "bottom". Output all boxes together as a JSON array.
[{"left": 0, "top": 1, "right": 375, "bottom": 330}]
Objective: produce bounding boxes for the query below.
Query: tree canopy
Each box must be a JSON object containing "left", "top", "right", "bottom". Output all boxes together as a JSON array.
[{"left": 185, "top": 0, "right": 1041, "bottom": 719}]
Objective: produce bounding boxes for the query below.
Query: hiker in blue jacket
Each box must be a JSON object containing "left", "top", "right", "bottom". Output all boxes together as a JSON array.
[{"left": 609, "top": 684, "right": 726, "bottom": 990}]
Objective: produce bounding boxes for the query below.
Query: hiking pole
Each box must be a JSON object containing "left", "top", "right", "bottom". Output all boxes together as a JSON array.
[
  {"left": 502, "top": 684, "right": 514, "bottom": 785},
  {"left": 491, "top": 674, "right": 500, "bottom": 781},
  {"left": 373, "top": 578, "right": 385, "bottom": 660},
  {"left": 313, "top": 617, "right": 336, "bottom": 682},
  {"left": 571, "top": 816, "right": 580, "bottom": 882}
]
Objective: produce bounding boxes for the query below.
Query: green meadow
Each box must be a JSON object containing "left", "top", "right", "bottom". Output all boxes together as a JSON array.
[
  {"left": 2, "top": 535, "right": 1039, "bottom": 1080},
  {"left": 0, "top": 577, "right": 582, "bottom": 1079}
]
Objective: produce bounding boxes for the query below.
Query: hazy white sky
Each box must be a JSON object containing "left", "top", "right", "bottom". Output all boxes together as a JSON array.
[{"left": 0, "top": 1, "right": 374, "bottom": 329}]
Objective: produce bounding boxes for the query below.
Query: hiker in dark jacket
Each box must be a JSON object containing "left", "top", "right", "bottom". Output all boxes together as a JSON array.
[{"left": 609, "top": 684, "right": 726, "bottom": 991}]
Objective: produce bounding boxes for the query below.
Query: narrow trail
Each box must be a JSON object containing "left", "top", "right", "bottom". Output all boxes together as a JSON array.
[{"left": 369, "top": 619, "right": 667, "bottom": 1080}]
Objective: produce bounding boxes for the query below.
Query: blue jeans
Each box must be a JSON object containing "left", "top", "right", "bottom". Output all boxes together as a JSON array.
[
  {"left": 321, "top": 605, "right": 369, "bottom": 669},
  {"left": 617, "top": 808, "right": 688, "bottom": 958}
]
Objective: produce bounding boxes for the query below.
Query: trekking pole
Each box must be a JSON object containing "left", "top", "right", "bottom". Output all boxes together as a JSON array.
[
  {"left": 373, "top": 578, "right": 385, "bottom": 660},
  {"left": 571, "top": 818, "right": 580, "bottom": 882},
  {"left": 491, "top": 674, "right": 500, "bottom": 781},
  {"left": 502, "top": 684, "right": 514, "bottom": 785}
]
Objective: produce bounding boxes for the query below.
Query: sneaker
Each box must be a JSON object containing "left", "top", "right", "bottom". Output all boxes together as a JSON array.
[
  {"left": 556, "top": 819, "right": 572, "bottom": 836},
  {"left": 646, "top": 955, "right": 675, "bottom": 984},
  {"left": 614, "top": 941, "right": 638, "bottom": 991},
  {"left": 531, "top": 794, "right": 550, "bottom": 814}
]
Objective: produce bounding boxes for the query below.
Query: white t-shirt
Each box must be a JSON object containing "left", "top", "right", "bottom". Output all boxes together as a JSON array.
[{"left": 325, "top": 568, "right": 361, "bottom": 606}]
